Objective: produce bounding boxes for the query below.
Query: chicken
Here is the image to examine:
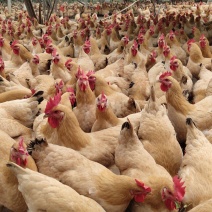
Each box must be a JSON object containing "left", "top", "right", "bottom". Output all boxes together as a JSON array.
[
  {"left": 7, "top": 162, "right": 105, "bottom": 212},
  {"left": 29, "top": 75, "right": 55, "bottom": 99},
  {"left": 0, "top": 91, "right": 43, "bottom": 142},
  {"left": 128, "top": 62, "right": 150, "bottom": 102},
  {"left": 0, "top": 35, "right": 12, "bottom": 61},
  {"left": 41, "top": 92, "right": 141, "bottom": 167},
  {"left": 166, "top": 31, "right": 187, "bottom": 65},
  {"left": 199, "top": 34, "right": 212, "bottom": 58},
  {"left": 137, "top": 87, "right": 183, "bottom": 176},
  {"left": 159, "top": 71, "right": 212, "bottom": 144},
  {"left": 4, "top": 41, "right": 25, "bottom": 74},
  {"left": 169, "top": 56, "right": 193, "bottom": 94},
  {"left": 107, "top": 35, "right": 129, "bottom": 65},
  {"left": 0, "top": 136, "right": 37, "bottom": 212},
  {"left": 95, "top": 57, "right": 125, "bottom": 78},
  {"left": 126, "top": 40, "right": 146, "bottom": 65},
  {"left": 73, "top": 69, "right": 96, "bottom": 132},
  {"left": 115, "top": 120, "right": 185, "bottom": 211},
  {"left": 109, "top": 26, "right": 121, "bottom": 51},
  {"left": 89, "top": 36, "right": 108, "bottom": 71},
  {"left": 178, "top": 118, "right": 212, "bottom": 209},
  {"left": 50, "top": 49, "right": 71, "bottom": 83},
  {"left": 11, "top": 54, "right": 40, "bottom": 88},
  {"left": 28, "top": 37, "right": 43, "bottom": 54},
  {"left": 89, "top": 74, "right": 141, "bottom": 117},
  {"left": 193, "top": 64, "right": 212, "bottom": 103},
  {"left": 28, "top": 138, "right": 151, "bottom": 212},
  {"left": 187, "top": 40, "right": 211, "bottom": 78},
  {"left": 91, "top": 92, "right": 120, "bottom": 132},
  {"left": 77, "top": 39, "right": 94, "bottom": 72}
]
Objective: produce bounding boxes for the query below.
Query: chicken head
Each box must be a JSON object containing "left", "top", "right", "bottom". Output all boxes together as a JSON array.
[
  {"left": 44, "top": 92, "right": 64, "bottom": 128},
  {"left": 159, "top": 71, "right": 172, "bottom": 92},
  {"left": 10, "top": 137, "right": 29, "bottom": 167},
  {"left": 161, "top": 176, "right": 185, "bottom": 210},
  {"left": 96, "top": 92, "right": 108, "bottom": 112}
]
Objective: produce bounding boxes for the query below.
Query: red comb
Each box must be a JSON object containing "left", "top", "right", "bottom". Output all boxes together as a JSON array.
[
  {"left": 151, "top": 50, "right": 157, "bottom": 58},
  {"left": 134, "top": 179, "right": 151, "bottom": 202},
  {"left": 76, "top": 66, "right": 84, "bottom": 79},
  {"left": 86, "top": 70, "right": 95, "bottom": 77},
  {"left": 100, "top": 91, "right": 107, "bottom": 101},
  {"left": 159, "top": 71, "right": 172, "bottom": 80},
  {"left": 18, "top": 137, "right": 25, "bottom": 154},
  {"left": 187, "top": 39, "right": 195, "bottom": 45},
  {"left": 55, "top": 80, "right": 64, "bottom": 94},
  {"left": 84, "top": 39, "right": 91, "bottom": 48},
  {"left": 67, "top": 87, "right": 75, "bottom": 93},
  {"left": 159, "top": 33, "right": 165, "bottom": 40},
  {"left": 133, "top": 40, "right": 138, "bottom": 48},
  {"left": 46, "top": 39, "right": 52, "bottom": 46},
  {"left": 170, "top": 56, "right": 177, "bottom": 61},
  {"left": 52, "top": 49, "right": 58, "bottom": 57},
  {"left": 45, "top": 92, "right": 61, "bottom": 114},
  {"left": 34, "top": 54, "right": 39, "bottom": 59},
  {"left": 169, "top": 30, "right": 175, "bottom": 35},
  {"left": 65, "top": 59, "right": 72, "bottom": 67},
  {"left": 43, "top": 34, "right": 49, "bottom": 39},
  {"left": 11, "top": 40, "right": 19, "bottom": 48},
  {"left": 200, "top": 34, "right": 205, "bottom": 40},
  {"left": 173, "top": 176, "right": 186, "bottom": 202}
]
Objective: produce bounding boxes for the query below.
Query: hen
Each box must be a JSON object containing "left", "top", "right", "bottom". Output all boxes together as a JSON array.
[
  {"left": 27, "top": 138, "right": 151, "bottom": 212},
  {"left": 90, "top": 74, "right": 141, "bottom": 117},
  {"left": 41, "top": 93, "right": 141, "bottom": 167},
  {"left": 178, "top": 118, "right": 212, "bottom": 209},
  {"left": 7, "top": 162, "right": 105, "bottom": 212},
  {"left": 73, "top": 69, "right": 96, "bottom": 132},
  {"left": 0, "top": 137, "right": 37, "bottom": 212},
  {"left": 186, "top": 40, "right": 211, "bottom": 78},
  {"left": 159, "top": 71, "right": 212, "bottom": 144},
  {"left": 193, "top": 64, "right": 212, "bottom": 103},
  {"left": 137, "top": 87, "right": 183, "bottom": 176},
  {"left": 115, "top": 120, "right": 185, "bottom": 212},
  {"left": 91, "top": 92, "right": 121, "bottom": 132}
]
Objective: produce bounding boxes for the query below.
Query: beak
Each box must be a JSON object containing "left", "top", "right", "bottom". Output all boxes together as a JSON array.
[
  {"left": 43, "top": 114, "right": 49, "bottom": 118},
  {"left": 101, "top": 103, "right": 105, "bottom": 108}
]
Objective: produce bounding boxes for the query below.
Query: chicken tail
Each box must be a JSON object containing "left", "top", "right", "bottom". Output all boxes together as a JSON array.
[
  {"left": 27, "top": 138, "right": 48, "bottom": 155},
  {"left": 31, "top": 90, "right": 44, "bottom": 104}
]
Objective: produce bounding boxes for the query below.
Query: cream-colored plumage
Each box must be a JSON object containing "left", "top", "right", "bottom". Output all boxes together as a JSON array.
[
  {"left": 178, "top": 118, "right": 212, "bottom": 209},
  {"left": 7, "top": 162, "right": 105, "bottom": 212},
  {"left": 29, "top": 139, "right": 150, "bottom": 212},
  {"left": 189, "top": 199, "right": 212, "bottom": 212},
  {"left": 115, "top": 120, "right": 178, "bottom": 212},
  {"left": 193, "top": 64, "right": 212, "bottom": 103},
  {"left": 137, "top": 87, "right": 183, "bottom": 176}
]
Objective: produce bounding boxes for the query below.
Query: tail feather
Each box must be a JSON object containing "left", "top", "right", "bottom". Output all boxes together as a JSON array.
[
  {"left": 27, "top": 138, "right": 47, "bottom": 155},
  {"left": 30, "top": 90, "right": 44, "bottom": 104}
]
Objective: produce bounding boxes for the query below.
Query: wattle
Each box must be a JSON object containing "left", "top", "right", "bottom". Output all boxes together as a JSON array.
[
  {"left": 160, "top": 84, "right": 169, "bottom": 92},
  {"left": 165, "top": 199, "right": 176, "bottom": 210},
  {"left": 13, "top": 49, "right": 19, "bottom": 55},
  {"left": 134, "top": 194, "right": 145, "bottom": 203},
  {"left": 170, "top": 65, "right": 176, "bottom": 71},
  {"left": 132, "top": 49, "right": 137, "bottom": 57},
  {"left": 84, "top": 48, "right": 90, "bottom": 54},
  {"left": 48, "top": 117, "right": 60, "bottom": 128}
]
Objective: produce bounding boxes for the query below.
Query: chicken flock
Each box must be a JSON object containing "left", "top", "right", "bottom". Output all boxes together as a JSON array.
[{"left": 0, "top": 0, "right": 212, "bottom": 211}]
